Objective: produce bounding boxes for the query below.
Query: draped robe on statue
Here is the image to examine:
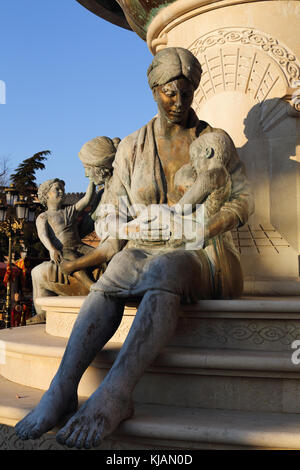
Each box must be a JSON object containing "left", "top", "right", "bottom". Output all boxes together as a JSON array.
[{"left": 92, "top": 110, "right": 254, "bottom": 302}]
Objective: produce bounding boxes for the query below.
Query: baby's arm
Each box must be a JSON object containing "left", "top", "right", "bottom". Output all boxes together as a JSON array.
[
  {"left": 176, "top": 169, "right": 221, "bottom": 210},
  {"left": 36, "top": 213, "right": 62, "bottom": 263},
  {"left": 75, "top": 181, "right": 96, "bottom": 213}
]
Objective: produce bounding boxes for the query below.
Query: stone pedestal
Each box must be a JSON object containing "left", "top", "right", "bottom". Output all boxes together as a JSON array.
[{"left": 2, "top": 295, "right": 300, "bottom": 449}]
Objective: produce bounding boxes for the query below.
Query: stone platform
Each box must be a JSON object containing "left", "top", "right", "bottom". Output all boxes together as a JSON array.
[{"left": 1, "top": 295, "right": 300, "bottom": 449}]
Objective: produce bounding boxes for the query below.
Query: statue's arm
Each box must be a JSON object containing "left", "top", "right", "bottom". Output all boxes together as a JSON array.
[
  {"left": 75, "top": 181, "right": 96, "bottom": 213},
  {"left": 204, "top": 130, "right": 254, "bottom": 241},
  {"left": 176, "top": 168, "right": 224, "bottom": 210},
  {"left": 61, "top": 139, "right": 132, "bottom": 275},
  {"left": 60, "top": 239, "right": 120, "bottom": 275},
  {"left": 36, "top": 213, "right": 62, "bottom": 263},
  {"left": 204, "top": 210, "right": 239, "bottom": 241}
]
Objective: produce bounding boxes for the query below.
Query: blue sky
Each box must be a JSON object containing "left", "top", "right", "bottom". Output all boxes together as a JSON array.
[{"left": 0, "top": 1, "right": 155, "bottom": 192}]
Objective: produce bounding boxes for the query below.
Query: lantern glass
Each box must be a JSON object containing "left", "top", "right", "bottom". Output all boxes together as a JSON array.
[
  {"left": 5, "top": 192, "right": 12, "bottom": 206},
  {"left": 12, "top": 193, "right": 19, "bottom": 205},
  {"left": 27, "top": 207, "right": 36, "bottom": 222},
  {"left": 5, "top": 186, "right": 19, "bottom": 207},
  {"left": 15, "top": 204, "right": 27, "bottom": 220},
  {"left": 0, "top": 206, "right": 7, "bottom": 222}
]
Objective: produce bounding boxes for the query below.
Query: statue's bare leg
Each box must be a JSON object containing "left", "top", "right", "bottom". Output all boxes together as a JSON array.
[
  {"left": 15, "top": 292, "right": 124, "bottom": 440},
  {"left": 55, "top": 289, "right": 181, "bottom": 449},
  {"left": 72, "top": 270, "right": 95, "bottom": 290},
  {"left": 31, "top": 263, "right": 58, "bottom": 315}
]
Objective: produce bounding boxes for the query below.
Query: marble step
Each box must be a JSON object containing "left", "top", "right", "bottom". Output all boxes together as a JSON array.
[
  {"left": 1, "top": 325, "right": 300, "bottom": 412},
  {"left": 38, "top": 295, "right": 300, "bottom": 351},
  {"left": 1, "top": 375, "right": 300, "bottom": 450},
  {"left": 243, "top": 277, "right": 300, "bottom": 296}
]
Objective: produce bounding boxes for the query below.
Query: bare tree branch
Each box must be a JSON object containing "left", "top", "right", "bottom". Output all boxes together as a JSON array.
[{"left": 0, "top": 156, "right": 11, "bottom": 187}]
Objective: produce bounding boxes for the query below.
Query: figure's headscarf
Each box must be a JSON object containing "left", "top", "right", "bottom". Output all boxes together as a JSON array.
[
  {"left": 78, "top": 136, "right": 120, "bottom": 169},
  {"left": 147, "top": 47, "right": 202, "bottom": 90}
]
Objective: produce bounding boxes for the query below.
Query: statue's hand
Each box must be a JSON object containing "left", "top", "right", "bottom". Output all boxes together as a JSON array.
[
  {"left": 106, "top": 204, "right": 205, "bottom": 247},
  {"left": 203, "top": 210, "right": 239, "bottom": 241},
  {"left": 104, "top": 206, "right": 170, "bottom": 241},
  {"left": 126, "top": 219, "right": 170, "bottom": 241},
  {"left": 169, "top": 205, "right": 205, "bottom": 250},
  {"left": 59, "top": 260, "right": 75, "bottom": 275},
  {"left": 120, "top": 205, "right": 172, "bottom": 241},
  {"left": 50, "top": 249, "right": 62, "bottom": 264}
]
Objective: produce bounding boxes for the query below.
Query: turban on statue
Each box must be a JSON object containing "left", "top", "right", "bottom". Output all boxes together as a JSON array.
[
  {"left": 147, "top": 47, "right": 202, "bottom": 90},
  {"left": 78, "top": 136, "right": 120, "bottom": 169}
]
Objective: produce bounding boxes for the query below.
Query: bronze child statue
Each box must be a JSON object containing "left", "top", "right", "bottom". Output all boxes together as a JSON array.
[
  {"left": 175, "top": 131, "right": 232, "bottom": 218},
  {"left": 30, "top": 136, "right": 121, "bottom": 317},
  {"left": 36, "top": 178, "right": 96, "bottom": 290}
]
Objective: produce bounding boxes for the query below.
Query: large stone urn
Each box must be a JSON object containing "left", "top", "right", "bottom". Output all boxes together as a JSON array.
[{"left": 77, "top": 0, "right": 300, "bottom": 288}]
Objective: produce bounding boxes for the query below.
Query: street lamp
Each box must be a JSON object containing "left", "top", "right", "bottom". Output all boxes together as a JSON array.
[
  {"left": 0, "top": 185, "right": 34, "bottom": 328},
  {"left": 0, "top": 201, "right": 6, "bottom": 223},
  {"left": 5, "top": 184, "right": 19, "bottom": 207}
]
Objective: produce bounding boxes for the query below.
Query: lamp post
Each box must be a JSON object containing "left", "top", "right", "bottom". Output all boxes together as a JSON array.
[{"left": 0, "top": 184, "right": 37, "bottom": 328}]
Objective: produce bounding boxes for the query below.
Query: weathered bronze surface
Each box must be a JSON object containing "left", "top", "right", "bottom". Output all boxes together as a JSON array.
[
  {"left": 77, "top": 0, "right": 178, "bottom": 39},
  {"left": 15, "top": 47, "right": 253, "bottom": 450},
  {"left": 76, "top": 0, "right": 131, "bottom": 30}
]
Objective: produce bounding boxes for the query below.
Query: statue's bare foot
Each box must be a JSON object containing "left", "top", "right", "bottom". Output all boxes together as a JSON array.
[
  {"left": 56, "top": 387, "right": 134, "bottom": 449},
  {"left": 15, "top": 384, "right": 78, "bottom": 441}
]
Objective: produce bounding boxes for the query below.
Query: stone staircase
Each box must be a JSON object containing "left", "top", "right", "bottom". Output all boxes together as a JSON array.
[{"left": 1, "top": 295, "right": 300, "bottom": 449}]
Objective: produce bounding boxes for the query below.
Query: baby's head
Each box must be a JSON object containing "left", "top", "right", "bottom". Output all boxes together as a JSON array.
[
  {"left": 38, "top": 178, "right": 65, "bottom": 208},
  {"left": 189, "top": 131, "right": 232, "bottom": 172},
  {"left": 78, "top": 136, "right": 120, "bottom": 186}
]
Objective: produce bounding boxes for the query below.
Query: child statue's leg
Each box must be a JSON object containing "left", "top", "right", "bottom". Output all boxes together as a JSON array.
[
  {"left": 63, "top": 251, "right": 95, "bottom": 290},
  {"left": 72, "top": 269, "right": 95, "bottom": 289}
]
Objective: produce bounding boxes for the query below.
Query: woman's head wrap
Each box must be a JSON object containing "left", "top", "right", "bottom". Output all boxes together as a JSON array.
[
  {"left": 78, "top": 136, "right": 120, "bottom": 169},
  {"left": 147, "top": 47, "right": 202, "bottom": 90}
]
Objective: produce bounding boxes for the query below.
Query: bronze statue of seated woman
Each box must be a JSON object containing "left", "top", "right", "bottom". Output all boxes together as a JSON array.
[{"left": 16, "top": 47, "right": 253, "bottom": 449}]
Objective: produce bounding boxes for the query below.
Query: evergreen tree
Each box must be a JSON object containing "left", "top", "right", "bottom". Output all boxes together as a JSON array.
[
  {"left": 8, "top": 150, "right": 52, "bottom": 262},
  {"left": 10, "top": 150, "right": 51, "bottom": 198}
]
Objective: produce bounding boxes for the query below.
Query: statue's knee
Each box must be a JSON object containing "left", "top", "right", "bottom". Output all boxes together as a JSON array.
[
  {"left": 148, "top": 251, "right": 191, "bottom": 279},
  {"left": 148, "top": 256, "right": 169, "bottom": 278},
  {"left": 31, "top": 265, "right": 40, "bottom": 281},
  {"left": 110, "top": 248, "right": 148, "bottom": 272}
]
